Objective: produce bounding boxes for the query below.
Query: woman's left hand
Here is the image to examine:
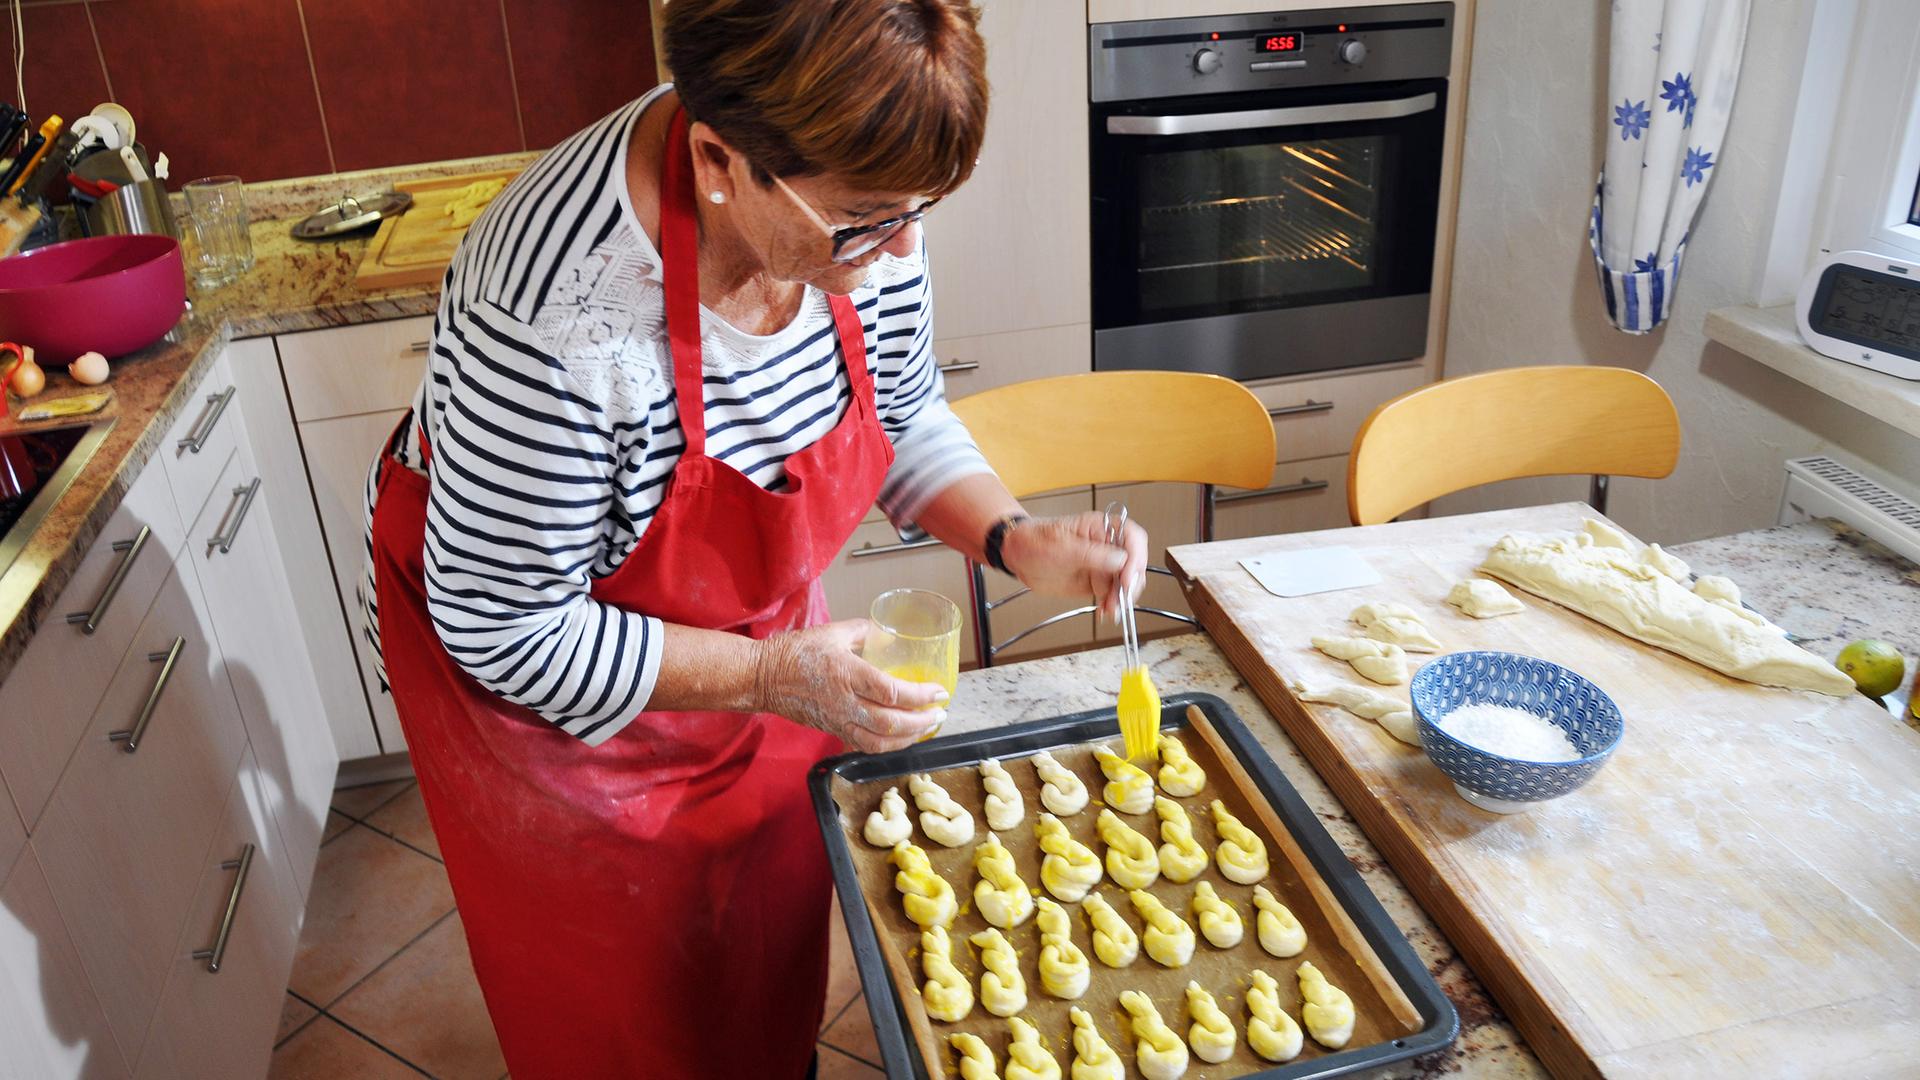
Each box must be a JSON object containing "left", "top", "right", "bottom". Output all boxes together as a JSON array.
[{"left": 1002, "top": 512, "right": 1149, "bottom": 620}]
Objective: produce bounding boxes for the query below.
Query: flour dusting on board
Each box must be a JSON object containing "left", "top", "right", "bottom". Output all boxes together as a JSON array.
[{"left": 1438, "top": 704, "right": 1580, "bottom": 762}]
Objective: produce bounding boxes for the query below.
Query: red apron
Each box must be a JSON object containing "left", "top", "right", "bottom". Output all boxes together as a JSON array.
[{"left": 370, "top": 106, "right": 892, "bottom": 1079}]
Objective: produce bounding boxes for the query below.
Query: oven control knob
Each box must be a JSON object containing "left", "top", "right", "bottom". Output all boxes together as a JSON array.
[
  {"left": 1193, "top": 48, "right": 1223, "bottom": 74},
  {"left": 1338, "top": 38, "right": 1368, "bottom": 64}
]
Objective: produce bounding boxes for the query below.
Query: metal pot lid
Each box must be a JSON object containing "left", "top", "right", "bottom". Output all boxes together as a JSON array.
[{"left": 291, "top": 191, "right": 413, "bottom": 240}]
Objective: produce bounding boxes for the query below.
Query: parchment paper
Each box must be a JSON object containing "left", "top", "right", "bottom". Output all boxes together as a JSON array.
[{"left": 827, "top": 706, "right": 1424, "bottom": 1079}]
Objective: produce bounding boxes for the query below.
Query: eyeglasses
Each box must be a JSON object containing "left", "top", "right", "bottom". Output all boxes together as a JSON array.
[{"left": 766, "top": 171, "right": 940, "bottom": 263}]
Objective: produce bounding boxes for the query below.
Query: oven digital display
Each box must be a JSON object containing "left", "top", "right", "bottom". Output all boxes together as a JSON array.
[{"left": 1258, "top": 33, "right": 1304, "bottom": 53}]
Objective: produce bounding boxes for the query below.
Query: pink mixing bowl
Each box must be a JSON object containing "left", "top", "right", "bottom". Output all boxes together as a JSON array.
[{"left": 0, "top": 235, "right": 187, "bottom": 363}]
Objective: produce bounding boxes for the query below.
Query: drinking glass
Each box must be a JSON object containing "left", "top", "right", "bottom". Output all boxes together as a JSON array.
[
  {"left": 178, "top": 208, "right": 232, "bottom": 289},
  {"left": 182, "top": 175, "right": 255, "bottom": 279},
  {"left": 864, "top": 589, "right": 961, "bottom": 737}
]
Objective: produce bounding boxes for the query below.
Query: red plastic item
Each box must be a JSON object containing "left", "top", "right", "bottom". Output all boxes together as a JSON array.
[{"left": 0, "top": 235, "right": 186, "bottom": 363}]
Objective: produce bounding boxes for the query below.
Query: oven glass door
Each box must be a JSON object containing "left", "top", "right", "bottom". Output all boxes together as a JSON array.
[{"left": 1091, "top": 78, "right": 1446, "bottom": 334}]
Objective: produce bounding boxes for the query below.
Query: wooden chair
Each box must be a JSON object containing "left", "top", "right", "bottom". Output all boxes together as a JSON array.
[
  {"left": 1347, "top": 365, "right": 1680, "bottom": 526},
  {"left": 950, "top": 371, "right": 1276, "bottom": 668}
]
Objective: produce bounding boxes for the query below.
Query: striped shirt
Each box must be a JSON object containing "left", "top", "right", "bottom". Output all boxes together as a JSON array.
[{"left": 360, "top": 85, "right": 990, "bottom": 745}]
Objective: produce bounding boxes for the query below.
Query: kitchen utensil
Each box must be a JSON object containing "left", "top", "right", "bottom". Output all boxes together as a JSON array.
[
  {"left": 0, "top": 234, "right": 185, "bottom": 362},
  {"left": 116, "top": 145, "right": 147, "bottom": 183},
  {"left": 73, "top": 142, "right": 150, "bottom": 186},
  {"left": 0, "top": 129, "right": 78, "bottom": 257},
  {"left": 290, "top": 191, "right": 413, "bottom": 240},
  {"left": 810, "top": 693, "right": 1461, "bottom": 1079},
  {"left": 1409, "top": 651, "right": 1624, "bottom": 813},
  {"left": 861, "top": 588, "right": 959, "bottom": 738},
  {"left": 182, "top": 174, "right": 253, "bottom": 277},
  {"left": 0, "top": 109, "right": 26, "bottom": 161},
  {"left": 354, "top": 168, "right": 521, "bottom": 290},
  {"left": 1241, "top": 545, "right": 1384, "bottom": 598},
  {"left": 1105, "top": 500, "right": 1160, "bottom": 759},
  {"left": 0, "top": 131, "right": 44, "bottom": 195},
  {"left": 4, "top": 116, "right": 63, "bottom": 196},
  {"left": 1167, "top": 502, "right": 1920, "bottom": 1078},
  {"left": 82, "top": 178, "right": 178, "bottom": 240}
]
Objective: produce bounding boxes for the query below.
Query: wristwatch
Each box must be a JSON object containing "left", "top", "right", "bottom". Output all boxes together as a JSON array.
[{"left": 984, "top": 514, "right": 1029, "bottom": 576}]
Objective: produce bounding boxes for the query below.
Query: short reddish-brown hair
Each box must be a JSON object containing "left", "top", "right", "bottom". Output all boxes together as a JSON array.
[{"left": 664, "top": 0, "right": 988, "bottom": 198}]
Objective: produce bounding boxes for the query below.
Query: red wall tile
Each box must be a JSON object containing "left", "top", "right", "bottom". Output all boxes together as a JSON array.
[
  {"left": 88, "top": 0, "right": 333, "bottom": 183},
  {"left": 503, "top": 0, "right": 656, "bottom": 149},
  {"left": 304, "top": 0, "right": 523, "bottom": 171},
  {"left": 2, "top": 3, "right": 112, "bottom": 133}
]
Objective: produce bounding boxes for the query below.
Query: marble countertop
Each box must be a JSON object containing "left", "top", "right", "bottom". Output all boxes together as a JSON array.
[
  {"left": 0, "top": 153, "right": 538, "bottom": 684},
  {"left": 948, "top": 634, "right": 1545, "bottom": 1079},
  {"left": 944, "top": 518, "right": 1918, "bottom": 1077}
]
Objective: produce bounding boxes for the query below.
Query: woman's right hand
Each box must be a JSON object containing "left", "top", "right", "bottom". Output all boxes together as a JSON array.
[{"left": 753, "top": 620, "right": 947, "bottom": 752}]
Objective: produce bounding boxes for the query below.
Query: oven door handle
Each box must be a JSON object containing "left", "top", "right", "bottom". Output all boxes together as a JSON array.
[{"left": 1105, "top": 92, "right": 1438, "bottom": 136}]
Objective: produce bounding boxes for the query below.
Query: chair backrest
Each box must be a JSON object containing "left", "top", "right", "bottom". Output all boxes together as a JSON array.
[
  {"left": 950, "top": 371, "right": 1275, "bottom": 498},
  {"left": 1347, "top": 365, "right": 1680, "bottom": 525}
]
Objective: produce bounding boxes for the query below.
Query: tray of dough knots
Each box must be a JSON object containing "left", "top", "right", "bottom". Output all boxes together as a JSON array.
[{"left": 810, "top": 692, "right": 1458, "bottom": 1079}]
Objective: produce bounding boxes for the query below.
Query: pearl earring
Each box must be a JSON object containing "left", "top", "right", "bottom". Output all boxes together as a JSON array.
[{"left": 708, "top": 191, "right": 726, "bottom": 204}]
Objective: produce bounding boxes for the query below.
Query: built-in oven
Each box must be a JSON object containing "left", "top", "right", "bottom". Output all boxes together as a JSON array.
[{"left": 1090, "top": 3, "right": 1453, "bottom": 381}]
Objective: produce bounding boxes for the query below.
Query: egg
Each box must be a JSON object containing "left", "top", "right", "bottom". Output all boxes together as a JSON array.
[{"left": 68, "top": 352, "right": 110, "bottom": 386}]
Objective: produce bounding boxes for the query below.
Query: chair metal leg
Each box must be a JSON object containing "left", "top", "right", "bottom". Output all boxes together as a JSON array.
[
  {"left": 967, "top": 559, "right": 995, "bottom": 669},
  {"left": 1589, "top": 474, "right": 1610, "bottom": 516},
  {"left": 1198, "top": 483, "right": 1217, "bottom": 543}
]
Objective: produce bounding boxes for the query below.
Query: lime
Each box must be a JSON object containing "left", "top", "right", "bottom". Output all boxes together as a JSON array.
[{"left": 1837, "top": 639, "right": 1906, "bottom": 698}]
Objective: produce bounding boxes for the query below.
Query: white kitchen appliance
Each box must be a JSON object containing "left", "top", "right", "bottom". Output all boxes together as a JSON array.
[{"left": 1795, "top": 249, "right": 1920, "bottom": 380}]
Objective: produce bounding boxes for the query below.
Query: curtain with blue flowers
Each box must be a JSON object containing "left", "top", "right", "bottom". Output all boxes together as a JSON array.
[{"left": 1592, "top": 0, "right": 1751, "bottom": 333}]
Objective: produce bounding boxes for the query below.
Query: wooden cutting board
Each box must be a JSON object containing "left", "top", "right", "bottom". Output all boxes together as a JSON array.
[
  {"left": 353, "top": 169, "right": 521, "bottom": 291},
  {"left": 1166, "top": 503, "right": 1920, "bottom": 1079}
]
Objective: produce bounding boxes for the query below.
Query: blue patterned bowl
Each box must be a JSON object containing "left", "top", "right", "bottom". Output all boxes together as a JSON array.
[{"left": 1410, "top": 651, "right": 1624, "bottom": 813}]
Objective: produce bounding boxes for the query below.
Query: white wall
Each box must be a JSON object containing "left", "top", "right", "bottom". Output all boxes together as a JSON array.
[{"left": 1435, "top": 0, "right": 1920, "bottom": 543}]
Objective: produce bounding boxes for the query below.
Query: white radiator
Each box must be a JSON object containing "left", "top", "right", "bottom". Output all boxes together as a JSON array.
[{"left": 1778, "top": 455, "right": 1920, "bottom": 564}]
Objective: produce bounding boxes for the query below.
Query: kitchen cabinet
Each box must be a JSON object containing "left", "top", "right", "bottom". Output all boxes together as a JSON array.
[
  {"left": 1247, "top": 361, "right": 1433, "bottom": 465},
  {"left": 129, "top": 751, "right": 301, "bottom": 1080},
  {"left": 0, "top": 847, "right": 127, "bottom": 1080}
]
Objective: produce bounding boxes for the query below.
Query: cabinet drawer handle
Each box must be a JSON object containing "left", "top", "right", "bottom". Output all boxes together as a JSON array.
[
  {"left": 65, "top": 525, "right": 152, "bottom": 635},
  {"left": 938, "top": 360, "right": 980, "bottom": 375},
  {"left": 406, "top": 340, "right": 431, "bottom": 354},
  {"left": 1216, "top": 478, "right": 1331, "bottom": 504},
  {"left": 109, "top": 636, "right": 186, "bottom": 753},
  {"left": 1267, "top": 399, "right": 1333, "bottom": 418},
  {"left": 206, "top": 478, "right": 263, "bottom": 556},
  {"left": 191, "top": 844, "right": 255, "bottom": 974},
  {"left": 177, "top": 386, "right": 236, "bottom": 455},
  {"left": 849, "top": 535, "right": 944, "bottom": 559}
]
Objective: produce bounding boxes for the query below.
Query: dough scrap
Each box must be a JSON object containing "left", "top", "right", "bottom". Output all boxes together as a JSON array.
[
  {"left": 442, "top": 178, "right": 506, "bottom": 228},
  {"left": 949, "top": 1032, "right": 997, "bottom": 1080},
  {"left": 890, "top": 841, "right": 956, "bottom": 929},
  {"left": 1292, "top": 680, "right": 1421, "bottom": 746},
  {"left": 862, "top": 786, "right": 912, "bottom": 847},
  {"left": 919, "top": 925, "right": 974, "bottom": 1022},
  {"left": 972, "top": 832, "right": 1035, "bottom": 929},
  {"left": 1033, "top": 750, "right": 1090, "bottom": 816},
  {"left": 1068, "top": 1006, "right": 1125, "bottom": 1080},
  {"left": 1350, "top": 602, "right": 1441, "bottom": 653},
  {"left": 980, "top": 759, "right": 1026, "bottom": 832},
  {"left": 1190, "top": 881, "right": 1243, "bottom": 948},
  {"left": 1253, "top": 884, "right": 1307, "bottom": 957},
  {"left": 1035, "top": 897, "right": 1091, "bottom": 1000},
  {"left": 1481, "top": 522, "right": 1853, "bottom": 696},
  {"left": 1097, "top": 809, "right": 1160, "bottom": 891},
  {"left": 1152, "top": 797, "right": 1209, "bottom": 884},
  {"left": 1119, "top": 990, "right": 1190, "bottom": 1080},
  {"left": 1093, "top": 746, "right": 1156, "bottom": 814},
  {"left": 1247, "top": 969, "right": 1304, "bottom": 1062},
  {"left": 1692, "top": 574, "right": 1778, "bottom": 631},
  {"left": 1128, "top": 889, "right": 1196, "bottom": 968},
  {"left": 1006, "top": 1016, "right": 1062, "bottom": 1080},
  {"left": 1183, "top": 980, "right": 1238, "bottom": 1064},
  {"left": 909, "top": 773, "right": 976, "bottom": 847},
  {"left": 1209, "top": 800, "right": 1270, "bottom": 884},
  {"left": 1311, "top": 635, "right": 1409, "bottom": 685},
  {"left": 1036, "top": 812, "right": 1103, "bottom": 903},
  {"left": 1154, "top": 735, "right": 1207, "bottom": 797},
  {"left": 1082, "top": 892, "right": 1139, "bottom": 968},
  {"left": 970, "top": 927, "right": 1027, "bottom": 1017},
  {"left": 1446, "top": 578, "right": 1526, "bottom": 618},
  {"left": 1298, "top": 960, "right": 1355, "bottom": 1049}
]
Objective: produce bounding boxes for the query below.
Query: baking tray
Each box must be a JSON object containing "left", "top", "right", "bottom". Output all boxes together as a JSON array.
[{"left": 809, "top": 691, "right": 1459, "bottom": 1079}]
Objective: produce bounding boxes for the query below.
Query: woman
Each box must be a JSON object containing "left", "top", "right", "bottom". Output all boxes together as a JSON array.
[{"left": 362, "top": 0, "right": 1146, "bottom": 1075}]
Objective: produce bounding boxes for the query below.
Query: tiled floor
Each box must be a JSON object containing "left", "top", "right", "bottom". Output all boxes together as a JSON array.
[{"left": 276, "top": 780, "right": 885, "bottom": 1078}]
